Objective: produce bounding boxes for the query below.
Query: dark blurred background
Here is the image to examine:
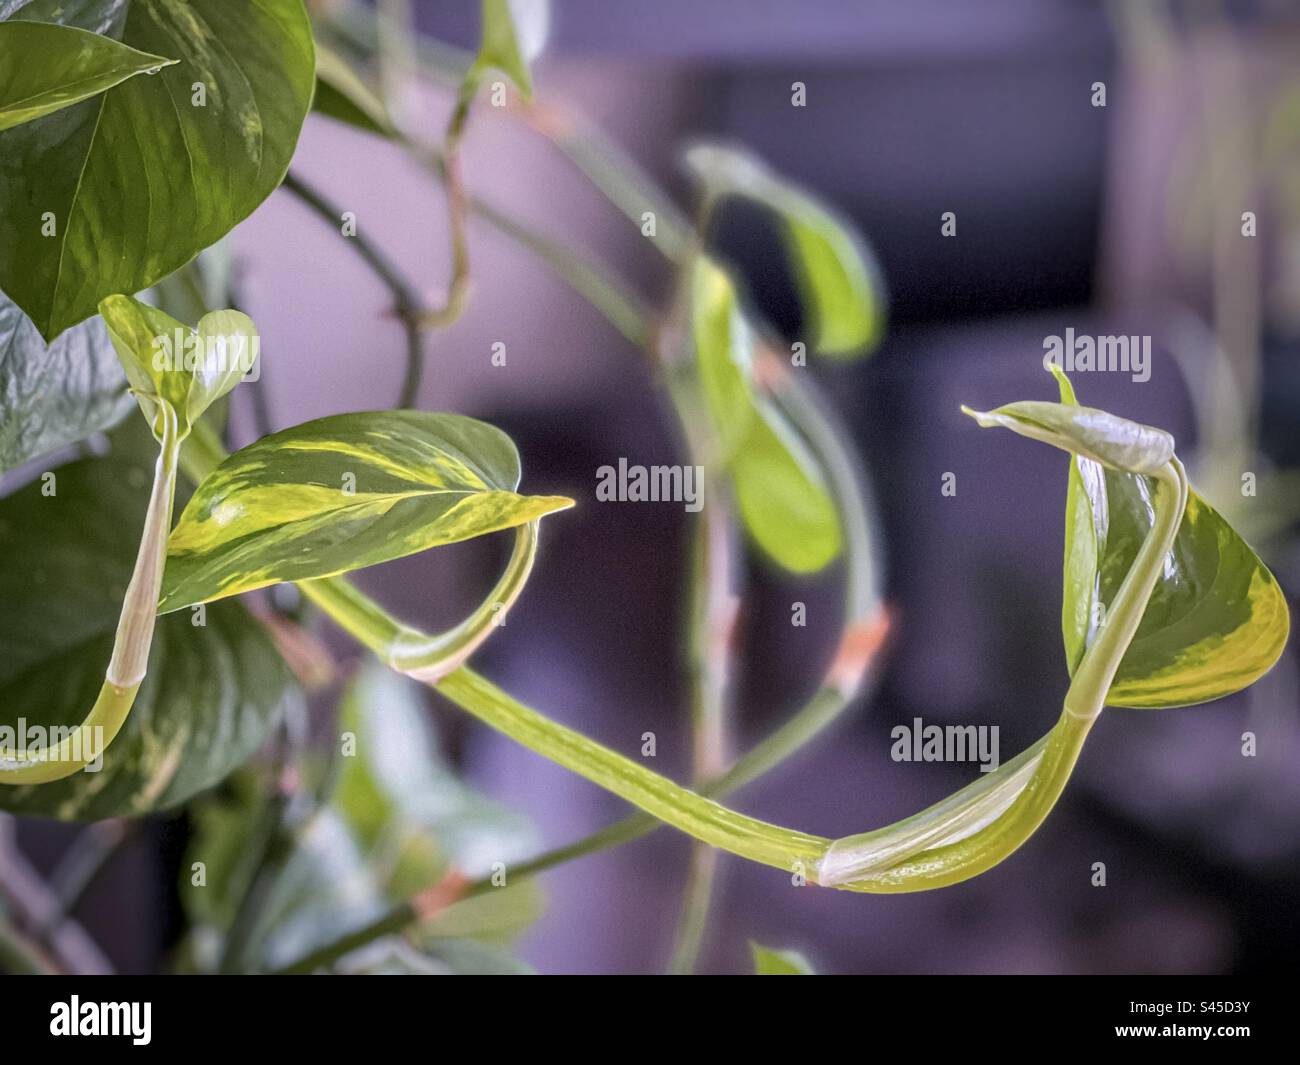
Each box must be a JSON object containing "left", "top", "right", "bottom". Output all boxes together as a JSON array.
[{"left": 16, "top": 0, "right": 1300, "bottom": 973}]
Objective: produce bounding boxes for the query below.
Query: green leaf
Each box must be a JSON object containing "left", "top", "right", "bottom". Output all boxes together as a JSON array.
[
  {"left": 693, "top": 256, "right": 840, "bottom": 573},
  {"left": 0, "top": 0, "right": 315, "bottom": 341},
  {"left": 750, "top": 941, "right": 813, "bottom": 975},
  {"left": 470, "top": 0, "right": 547, "bottom": 99},
  {"left": 159, "top": 411, "right": 573, "bottom": 612},
  {"left": 184, "top": 664, "right": 541, "bottom": 972},
  {"left": 334, "top": 663, "right": 540, "bottom": 891},
  {"left": 313, "top": 41, "right": 395, "bottom": 137},
  {"left": 1052, "top": 372, "right": 1291, "bottom": 708},
  {"left": 684, "top": 144, "right": 884, "bottom": 357},
  {"left": 0, "top": 20, "right": 176, "bottom": 131},
  {"left": 99, "top": 294, "right": 256, "bottom": 439},
  {"left": 0, "top": 288, "right": 133, "bottom": 471},
  {"left": 0, "top": 450, "right": 294, "bottom": 819}
]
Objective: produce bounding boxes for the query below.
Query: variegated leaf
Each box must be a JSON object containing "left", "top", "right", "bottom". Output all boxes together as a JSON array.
[
  {"left": 159, "top": 411, "right": 573, "bottom": 612},
  {"left": 1052, "top": 371, "right": 1291, "bottom": 708}
]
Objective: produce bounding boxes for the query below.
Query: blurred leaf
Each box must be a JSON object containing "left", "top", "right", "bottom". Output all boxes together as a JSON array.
[
  {"left": 750, "top": 941, "right": 813, "bottom": 974},
  {"left": 0, "top": 289, "right": 132, "bottom": 472},
  {"left": 0, "top": 0, "right": 314, "bottom": 340},
  {"left": 693, "top": 256, "right": 840, "bottom": 573},
  {"left": 159, "top": 411, "right": 573, "bottom": 612},
  {"left": 313, "top": 41, "right": 395, "bottom": 137},
  {"left": 684, "top": 144, "right": 884, "bottom": 357},
  {"left": 0, "top": 21, "right": 175, "bottom": 131},
  {"left": 335, "top": 663, "right": 540, "bottom": 892},
  {"left": 1053, "top": 372, "right": 1290, "bottom": 708},
  {"left": 0, "top": 452, "right": 294, "bottom": 820},
  {"left": 184, "top": 663, "right": 542, "bottom": 972},
  {"left": 469, "top": 0, "right": 548, "bottom": 99}
]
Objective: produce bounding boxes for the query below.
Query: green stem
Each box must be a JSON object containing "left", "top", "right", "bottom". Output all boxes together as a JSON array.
[
  {"left": 300, "top": 524, "right": 539, "bottom": 684},
  {"left": 819, "top": 460, "right": 1190, "bottom": 890},
  {"left": 0, "top": 414, "right": 180, "bottom": 783}
]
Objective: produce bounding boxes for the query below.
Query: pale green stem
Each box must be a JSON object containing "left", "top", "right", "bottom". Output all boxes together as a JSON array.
[
  {"left": 282, "top": 456, "right": 1187, "bottom": 892},
  {"left": 670, "top": 494, "right": 738, "bottom": 974},
  {"left": 0, "top": 411, "right": 180, "bottom": 784},
  {"left": 819, "top": 460, "right": 1190, "bottom": 890},
  {"left": 300, "top": 524, "right": 539, "bottom": 684}
]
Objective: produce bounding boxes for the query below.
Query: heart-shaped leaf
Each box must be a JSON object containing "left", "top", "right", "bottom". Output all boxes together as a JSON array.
[
  {"left": 0, "top": 449, "right": 294, "bottom": 819},
  {"left": 1053, "top": 373, "right": 1290, "bottom": 708},
  {"left": 684, "top": 144, "right": 884, "bottom": 357},
  {"left": 0, "top": 0, "right": 314, "bottom": 341},
  {"left": 0, "top": 288, "right": 133, "bottom": 471},
  {"left": 159, "top": 411, "right": 573, "bottom": 612},
  {"left": 0, "top": 20, "right": 176, "bottom": 131},
  {"left": 693, "top": 256, "right": 840, "bottom": 573}
]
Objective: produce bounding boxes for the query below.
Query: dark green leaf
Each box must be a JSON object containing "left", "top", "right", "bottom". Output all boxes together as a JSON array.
[
  {"left": 0, "top": 0, "right": 315, "bottom": 340},
  {"left": 0, "top": 20, "right": 175, "bottom": 131},
  {"left": 159, "top": 411, "right": 573, "bottom": 612},
  {"left": 0, "top": 451, "right": 294, "bottom": 819},
  {"left": 693, "top": 256, "right": 840, "bottom": 573},
  {"left": 0, "top": 288, "right": 132, "bottom": 471},
  {"left": 684, "top": 144, "right": 884, "bottom": 357},
  {"left": 313, "top": 42, "right": 395, "bottom": 137}
]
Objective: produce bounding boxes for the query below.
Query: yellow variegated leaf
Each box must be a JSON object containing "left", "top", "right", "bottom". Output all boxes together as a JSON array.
[{"left": 159, "top": 411, "right": 572, "bottom": 612}]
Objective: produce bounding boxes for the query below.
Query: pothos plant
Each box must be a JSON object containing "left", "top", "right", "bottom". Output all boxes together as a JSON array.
[{"left": 0, "top": 0, "right": 1288, "bottom": 976}]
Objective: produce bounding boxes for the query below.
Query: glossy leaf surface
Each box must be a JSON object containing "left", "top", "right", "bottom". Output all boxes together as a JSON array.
[
  {"left": 99, "top": 294, "right": 256, "bottom": 439},
  {"left": 0, "top": 289, "right": 132, "bottom": 471},
  {"left": 0, "top": 20, "right": 174, "bottom": 131},
  {"left": 1053, "top": 373, "right": 1290, "bottom": 708},
  {"left": 160, "top": 411, "right": 573, "bottom": 612},
  {"left": 0, "top": 0, "right": 314, "bottom": 340}
]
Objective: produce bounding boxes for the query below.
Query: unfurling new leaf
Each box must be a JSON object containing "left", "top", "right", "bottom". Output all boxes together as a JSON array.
[{"left": 99, "top": 294, "right": 256, "bottom": 440}]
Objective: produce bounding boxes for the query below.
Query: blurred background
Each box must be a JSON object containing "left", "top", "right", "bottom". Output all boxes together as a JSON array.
[{"left": 10, "top": 0, "right": 1300, "bottom": 973}]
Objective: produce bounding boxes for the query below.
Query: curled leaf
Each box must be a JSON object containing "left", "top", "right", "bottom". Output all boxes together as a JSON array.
[
  {"left": 684, "top": 143, "right": 883, "bottom": 357},
  {"left": 1052, "top": 371, "right": 1290, "bottom": 708},
  {"left": 693, "top": 257, "right": 840, "bottom": 573}
]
